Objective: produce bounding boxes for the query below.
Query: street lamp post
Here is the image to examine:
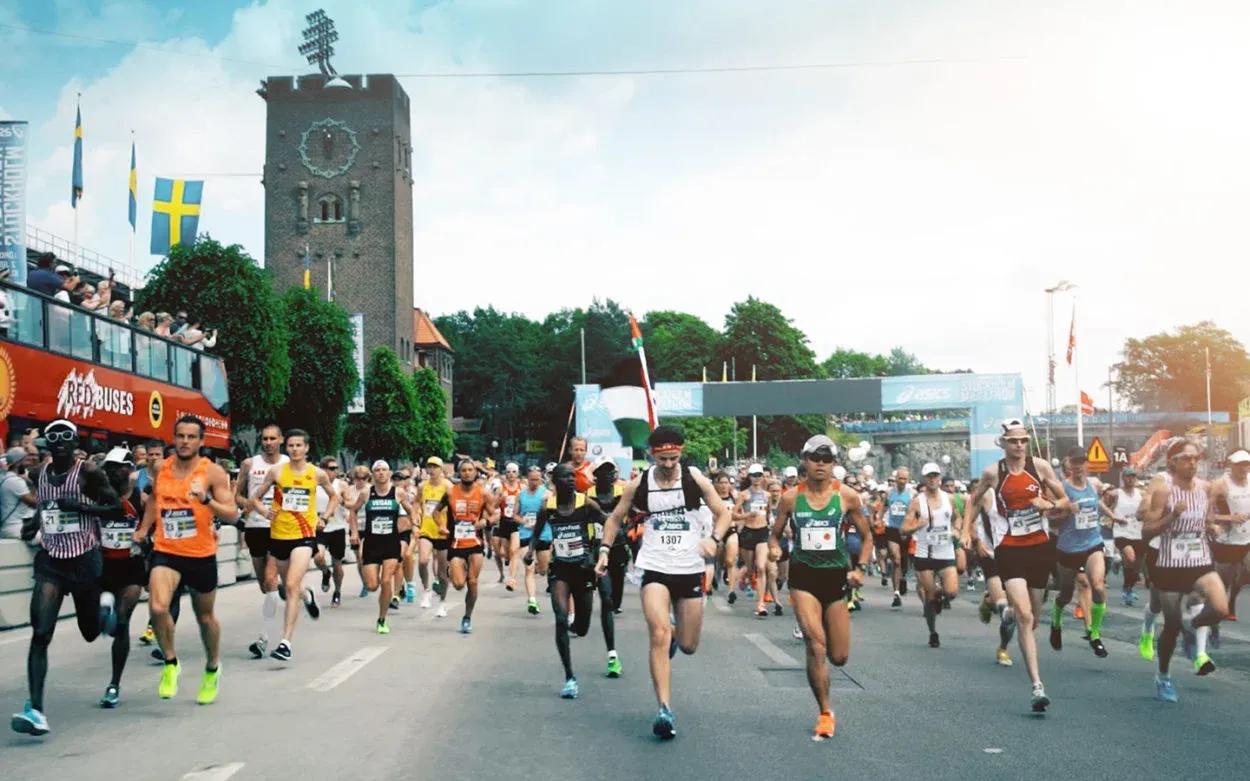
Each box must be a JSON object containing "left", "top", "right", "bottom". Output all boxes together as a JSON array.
[{"left": 1045, "top": 280, "right": 1076, "bottom": 458}]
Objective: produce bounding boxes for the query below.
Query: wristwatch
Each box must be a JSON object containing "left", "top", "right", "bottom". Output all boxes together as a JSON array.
[{"left": 711, "top": 533, "right": 722, "bottom": 545}]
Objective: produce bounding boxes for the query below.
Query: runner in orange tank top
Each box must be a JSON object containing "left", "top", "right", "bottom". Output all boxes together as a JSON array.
[
  {"left": 429, "top": 460, "right": 496, "bottom": 634},
  {"left": 133, "top": 415, "right": 237, "bottom": 706}
]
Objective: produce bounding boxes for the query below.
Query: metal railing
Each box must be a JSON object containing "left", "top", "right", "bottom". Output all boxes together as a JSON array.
[{"left": 25, "top": 224, "right": 141, "bottom": 289}]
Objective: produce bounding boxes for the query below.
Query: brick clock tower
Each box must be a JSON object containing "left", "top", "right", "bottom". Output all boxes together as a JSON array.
[{"left": 259, "top": 72, "right": 416, "bottom": 364}]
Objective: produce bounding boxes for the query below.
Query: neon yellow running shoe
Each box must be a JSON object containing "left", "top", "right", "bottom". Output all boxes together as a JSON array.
[
  {"left": 158, "top": 662, "right": 181, "bottom": 699},
  {"left": 196, "top": 667, "right": 220, "bottom": 705},
  {"left": 1194, "top": 653, "right": 1215, "bottom": 676},
  {"left": 1138, "top": 630, "right": 1155, "bottom": 661},
  {"left": 376, "top": 619, "right": 390, "bottom": 635}
]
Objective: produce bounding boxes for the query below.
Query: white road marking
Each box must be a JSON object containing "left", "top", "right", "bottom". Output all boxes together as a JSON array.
[
  {"left": 306, "top": 646, "right": 389, "bottom": 692},
  {"left": 0, "top": 631, "right": 32, "bottom": 647},
  {"left": 1103, "top": 603, "right": 1250, "bottom": 643},
  {"left": 744, "top": 632, "right": 799, "bottom": 666},
  {"left": 179, "top": 763, "right": 245, "bottom": 781},
  {"left": 983, "top": 748, "right": 1004, "bottom": 754}
]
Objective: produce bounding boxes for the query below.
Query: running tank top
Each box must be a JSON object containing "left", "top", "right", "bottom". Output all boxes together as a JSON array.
[
  {"left": 1112, "top": 488, "right": 1143, "bottom": 541},
  {"left": 316, "top": 481, "right": 347, "bottom": 532},
  {"left": 996, "top": 458, "right": 1047, "bottom": 547},
  {"left": 419, "top": 481, "right": 448, "bottom": 539},
  {"left": 977, "top": 489, "right": 1008, "bottom": 554},
  {"left": 153, "top": 456, "right": 217, "bottom": 558},
  {"left": 914, "top": 490, "right": 956, "bottom": 560},
  {"left": 586, "top": 483, "right": 624, "bottom": 539},
  {"left": 448, "top": 482, "right": 484, "bottom": 549},
  {"left": 245, "top": 454, "right": 288, "bottom": 528},
  {"left": 886, "top": 488, "right": 911, "bottom": 529},
  {"left": 1056, "top": 479, "right": 1102, "bottom": 554},
  {"left": 1155, "top": 475, "right": 1212, "bottom": 569},
  {"left": 36, "top": 461, "right": 99, "bottom": 558},
  {"left": 362, "top": 485, "right": 403, "bottom": 539},
  {"left": 270, "top": 463, "right": 318, "bottom": 541},
  {"left": 634, "top": 466, "right": 705, "bottom": 575},
  {"left": 545, "top": 493, "right": 595, "bottom": 564},
  {"left": 789, "top": 485, "right": 848, "bottom": 569},
  {"left": 744, "top": 489, "right": 769, "bottom": 527},
  {"left": 1215, "top": 475, "right": 1250, "bottom": 545},
  {"left": 499, "top": 482, "right": 522, "bottom": 521},
  {"left": 518, "top": 487, "right": 551, "bottom": 541}
]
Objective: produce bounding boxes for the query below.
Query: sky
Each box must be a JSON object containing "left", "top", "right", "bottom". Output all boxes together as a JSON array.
[{"left": 3, "top": 0, "right": 1249, "bottom": 413}]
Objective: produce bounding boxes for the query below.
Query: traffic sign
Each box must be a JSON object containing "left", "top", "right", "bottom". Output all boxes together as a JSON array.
[
  {"left": 1087, "top": 437, "right": 1110, "bottom": 473},
  {"left": 1112, "top": 446, "right": 1130, "bottom": 467}
]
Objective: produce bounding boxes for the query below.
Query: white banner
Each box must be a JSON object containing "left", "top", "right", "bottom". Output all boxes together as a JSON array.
[
  {"left": 348, "top": 313, "right": 365, "bottom": 414},
  {"left": 0, "top": 121, "right": 28, "bottom": 284}
]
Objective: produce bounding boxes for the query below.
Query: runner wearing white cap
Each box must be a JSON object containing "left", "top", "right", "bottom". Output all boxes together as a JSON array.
[
  {"left": 1206, "top": 448, "right": 1250, "bottom": 649},
  {"left": 783, "top": 466, "right": 800, "bottom": 490},
  {"left": 901, "top": 462, "right": 959, "bottom": 648},
  {"left": 736, "top": 463, "right": 779, "bottom": 616}
]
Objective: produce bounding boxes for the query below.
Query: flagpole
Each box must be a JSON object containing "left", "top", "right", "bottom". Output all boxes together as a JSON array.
[
  {"left": 580, "top": 327, "right": 587, "bottom": 385},
  {"left": 326, "top": 255, "right": 333, "bottom": 302},
  {"left": 751, "top": 364, "right": 757, "bottom": 461},
  {"left": 72, "top": 94, "right": 81, "bottom": 266},
  {"left": 1206, "top": 347, "right": 1213, "bottom": 426},
  {"left": 1074, "top": 298, "right": 1083, "bottom": 447}
]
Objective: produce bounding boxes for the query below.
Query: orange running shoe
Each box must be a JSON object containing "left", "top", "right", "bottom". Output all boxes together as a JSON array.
[
  {"left": 751, "top": 572, "right": 759, "bottom": 590},
  {"left": 764, "top": 591, "right": 774, "bottom": 603},
  {"left": 1227, "top": 614, "right": 1238, "bottom": 622},
  {"left": 1074, "top": 606, "right": 1085, "bottom": 620},
  {"left": 814, "top": 711, "right": 835, "bottom": 739}
]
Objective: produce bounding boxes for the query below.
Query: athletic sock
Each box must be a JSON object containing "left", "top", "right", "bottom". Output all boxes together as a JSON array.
[
  {"left": 1142, "top": 605, "right": 1158, "bottom": 634},
  {"left": 1050, "top": 601, "right": 1063, "bottom": 629},
  {"left": 1196, "top": 626, "right": 1210, "bottom": 656},
  {"left": 1090, "top": 602, "right": 1106, "bottom": 639}
]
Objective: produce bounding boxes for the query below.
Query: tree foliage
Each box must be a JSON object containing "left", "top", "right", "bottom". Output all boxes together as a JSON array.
[
  {"left": 411, "top": 367, "right": 455, "bottom": 460},
  {"left": 660, "top": 416, "right": 745, "bottom": 469},
  {"left": 1113, "top": 321, "right": 1250, "bottom": 413},
  {"left": 137, "top": 237, "right": 289, "bottom": 429},
  {"left": 642, "top": 311, "right": 723, "bottom": 382},
  {"left": 720, "top": 296, "right": 819, "bottom": 381},
  {"left": 344, "top": 347, "right": 419, "bottom": 462},
  {"left": 275, "top": 287, "right": 357, "bottom": 456}
]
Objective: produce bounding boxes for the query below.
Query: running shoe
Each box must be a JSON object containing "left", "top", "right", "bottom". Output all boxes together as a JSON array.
[
  {"left": 99, "top": 684, "right": 120, "bottom": 709},
  {"left": 978, "top": 599, "right": 993, "bottom": 625},
  {"left": 98, "top": 592, "right": 118, "bottom": 638},
  {"left": 792, "top": 625, "right": 804, "bottom": 640},
  {"left": 10, "top": 701, "right": 49, "bottom": 736},
  {"left": 669, "top": 636, "right": 678, "bottom": 659},
  {"left": 277, "top": 583, "right": 287, "bottom": 601},
  {"left": 996, "top": 648, "right": 1013, "bottom": 667},
  {"left": 158, "top": 661, "right": 181, "bottom": 699},
  {"left": 813, "top": 711, "right": 835, "bottom": 740},
  {"left": 151, "top": 648, "right": 166, "bottom": 663},
  {"left": 249, "top": 638, "right": 268, "bottom": 659},
  {"left": 196, "top": 667, "right": 221, "bottom": 705},
  {"left": 405, "top": 582, "right": 416, "bottom": 604},
  {"left": 606, "top": 654, "right": 622, "bottom": 678},
  {"left": 359, "top": 586, "right": 369, "bottom": 598},
  {"left": 880, "top": 576, "right": 888, "bottom": 587},
  {"left": 1226, "top": 613, "right": 1238, "bottom": 621},
  {"left": 773, "top": 604, "right": 783, "bottom": 617},
  {"left": 560, "top": 678, "right": 579, "bottom": 699},
  {"left": 755, "top": 603, "right": 768, "bottom": 617},
  {"left": 331, "top": 591, "right": 341, "bottom": 608},
  {"left": 389, "top": 596, "right": 401, "bottom": 611},
  {"left": 527, "top": 599, "right": 539, "bottom": 615},
  {"left": 1121, "top": 588, "right": 1133, "bottom": 607},
  {"left": 1139, "top": 629, "right": 1155, "bottom": 659},
  {"left": 420, "top": 592, "right": 433, "bottom": 609},
  {"left": 139, "top": 624, "right": 156, "bottom": 645},
  {"left": 1089, "top": 637, "right": 1108, "bottom": 658},
  {"left": 321, "top": 569, "right": 332, "bottom": 593},
  {"left": 270, "top": 641, "right": 293, "bottom": 662},
  {"left": 436, "top": 604, "right": 448, "bottom": 618},
  {"left": 727, "top": 591, "right": 737, "bottom": 605},
  {"left": 1194, "top": 653, "right": 1216, "bottom": 676},
  {"left": 1030, "top": 682, "right": 1049, "bottom": 713},
  {"left": 376, "top": 619, "right": 390, "bottom": 635},
  {"left": 929, "top": 632, "right": 940, "bottom": 649},
  {"left": 303, "top": 587, "right": 321, "bottom": 620},
  {"left": 506, "top": 579, "right": 516, "bottom": 592},
  {"left": 1049, "top": 626, "right": 1063, "bottom": 651},
  {"left": 460, "top": 616, "right": 472, "bottom": 634},
  {"left": 652, "top": 704, "right": 676, "bottom": 740},
  {"left": 891, "top": 593, "right": 902, "bottom": 609},
  {"left": 1074, "top": 605, "right": 1084, "bottom": 620},
  {"left": 1155, "top": 674, "right": 1177, "bottom": 702}
]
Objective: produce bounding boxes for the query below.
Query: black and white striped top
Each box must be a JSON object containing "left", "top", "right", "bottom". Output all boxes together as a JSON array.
[
  {"left": 1154, "top": 473, "right": 1211, "bottom": 569},
  {"left": 36, "top": 461, "right": 99, "bottom": 559}
]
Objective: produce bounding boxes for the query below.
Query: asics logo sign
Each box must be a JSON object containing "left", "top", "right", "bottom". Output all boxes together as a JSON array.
[{"left": 893, "top": 385, "right": 953, "bottom": 405}]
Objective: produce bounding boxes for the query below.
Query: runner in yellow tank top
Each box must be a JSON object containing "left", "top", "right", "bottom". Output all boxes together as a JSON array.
[
  {"left": 416, "top": 457, "right": 452, "bottom": 614},
  {"left": 249, "top": 429, "right": 338, "bottom": 663}
]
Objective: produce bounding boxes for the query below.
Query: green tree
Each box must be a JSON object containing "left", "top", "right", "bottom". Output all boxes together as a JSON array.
[
  {"left": 275, "top": 287, "right": 356, "bottom": 456},
  {"left": 411, "top": 367, "right": 454, "bottom": 460},
  {"left": 822, "top": 348, "right": 888, "bottom": 378},
  {"left": 1113, "top": 322, "right": 1250, "bottom": 413},
  {"left": 344, "top": 347, "right": 419, "bottom": 462},
  {"left": 884, "top": 347, "right": 930, "bottom": 376},
  {"left": 137, "top": 237, "right": 289, "bottom": 429},
  {"left": 642, "top": 311, "right": 723, "bottom": 382},
  {"left": 661, "top": 416, "right": 745, "bottom": 469}
]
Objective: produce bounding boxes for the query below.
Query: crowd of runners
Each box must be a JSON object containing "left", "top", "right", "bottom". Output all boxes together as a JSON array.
[{"left": 8, "top": 415, "right": 1248, "bottom": 741}]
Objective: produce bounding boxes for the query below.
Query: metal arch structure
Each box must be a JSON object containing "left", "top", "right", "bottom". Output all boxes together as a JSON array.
[
  {"left": 574, "top": 373, "right": 1023, "bottom": 477},
  {"left": 299, "top": 9, "right": 340, "bottom": 76}
]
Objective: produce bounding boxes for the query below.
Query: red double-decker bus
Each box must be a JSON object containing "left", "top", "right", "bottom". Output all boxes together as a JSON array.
[{"left": 0, "top": 278, "right": 230, "bottom": 454}]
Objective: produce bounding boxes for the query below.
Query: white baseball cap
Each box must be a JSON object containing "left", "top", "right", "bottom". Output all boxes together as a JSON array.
[
  {"left": 103, "top": 447, "right": 134, "bottom": 467},
  {"left": 1229, "top": 450, "right": 1250, "bottom": 465},
  {"left": 747, "top": 463, "right": 764, "bottom": 475},
  {"left": 783, "top": 466, "right": 798, "bottom": 478},
  {"left": 505, "top": 461, "right": 519, "bottom": 474},
  {"left": 921, "top": 462, "right": 941, "bottom": 476},
  {"left": 591, "top": 455, "right": 616, "bottom": 474}
]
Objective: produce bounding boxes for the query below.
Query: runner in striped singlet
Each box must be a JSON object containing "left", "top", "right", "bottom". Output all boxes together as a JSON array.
[
  {"left": 1141, "top": 438, "right": 1229, "bottom": 702},
  {"left": 11, "top": 419, "right": 121, "bottom": 737}
]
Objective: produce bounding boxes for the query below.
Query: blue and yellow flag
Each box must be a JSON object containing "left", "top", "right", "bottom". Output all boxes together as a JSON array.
[
  {"left": 149, "top": 177, "right": 203, "bottom": 255},
  {"left": 127, "top": 141, "right": 137, "bottom": 230},
  {"left": 303, "top": 243, "right": 311, "bottom": 289},
  {"left": 71, "top": 104, "right": 83, "bottom": 208}
]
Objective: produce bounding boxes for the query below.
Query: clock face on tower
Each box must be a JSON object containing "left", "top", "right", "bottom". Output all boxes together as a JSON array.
[{"left": 298, "top": 118, "right": 361, "bottom": 179}]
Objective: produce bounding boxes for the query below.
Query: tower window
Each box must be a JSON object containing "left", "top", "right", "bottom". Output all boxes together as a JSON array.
[
  {"left": 315, "top": 194, "right": 345, "bottom": 223},
  {"left": 322, "top": 131, "right": 335, "bottom": 160}
]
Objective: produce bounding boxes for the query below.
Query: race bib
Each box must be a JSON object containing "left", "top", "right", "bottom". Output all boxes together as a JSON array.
[
  {"left": 1007, "top": 509, "right": 1043, "bottom": 536},
  {"left": 40, "top": 506, "right": 82, "bottom": 536},
  {"left": 1074, "top": 509, "right": 1099, "bottom": 531},
  {"left": 650, "top": 510, "right": 692, "bottom": 551},
  {"left": 370, "top": 516, "right": 395, "bottom": 536},
  {"left": 554, "top": 535, "right": 586, "bottom": 560},
  {"left": 929, "top": 529, "right": 951, "bottom": 546},
  {"left": 656, "top": 530, "right": 691, "bottom": 551},
  {"left": 522, "top": 512, "right": 537, "bottom": 529},
  {"left": 101, "top": 525, "right": 134, "bottom": 550},
  {"left": 424, "top": 499, "right": 438, "bottom": 518},
  {"left": 799, "top": 525, "right": 838, "bottom": 551},
  {"left": 890, "top": 502, "right": 907, "bottom": 516},
  {"left": 504, "top": 495, "right": 517, "bottom": 518},
  {"left": 750, "top": 500, "right": 768, "bottom": 515},
  {"left": 454, "top": 521, "right": 477, "bottom": 541},
  {"left": 282, "top": 488, "right": 311, "bottom": 513},
  {"left": 1170, "top": 532, "right": 1204, "bottom": 563},
  {"left": 160, "top": 508, "right": 198, "bottom": 540}
]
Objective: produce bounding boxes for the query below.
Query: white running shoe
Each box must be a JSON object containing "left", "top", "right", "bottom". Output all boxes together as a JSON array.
[
  {"left": 420, "top": 592, "right": 433, "bottom": 609},
  {"left": 436, "top": 604, "right": 448, "bottom": 618}
]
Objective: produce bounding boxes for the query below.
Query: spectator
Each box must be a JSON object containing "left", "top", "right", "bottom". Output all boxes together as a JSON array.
[
  {"left": 79, "top": 282, "right": 105, "bottom": 311},
  {"left": 135, "top": 311, "right": 156, "bottom": 331},
  {"left": 53, "top": 265, "right": 78, "bottom": 302},
  {"left": 154, "top": 311, "right": 173, "bottom": 337},
  {"left": 172, "top": 310, "right": 190, "bottom": 336},
  {"left": 108, "top": 299, "right": 129, "bottom": 320},
  {"left": 0, "top": 447, "right": 36, "bottom": 540},
  {"left": 26, "top": 256, "right": 62, "bottom": 297},
  {"left": 179, "top": 319, "right": 217, "bottom": 351}
]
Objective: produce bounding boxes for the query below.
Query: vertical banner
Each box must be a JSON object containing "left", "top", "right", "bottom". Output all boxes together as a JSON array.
[
  {"left": 348, "top": 313, "right": 365, "bottom": 413},
  {"left": 0, "top": 121, "right": 28, "bottom": 284}
]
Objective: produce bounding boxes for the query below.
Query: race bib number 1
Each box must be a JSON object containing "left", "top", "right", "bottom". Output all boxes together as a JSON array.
[{"left": 799, "top": 526, "right": 837, "bottom": 551}]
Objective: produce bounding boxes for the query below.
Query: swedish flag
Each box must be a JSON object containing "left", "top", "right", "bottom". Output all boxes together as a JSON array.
[
  {"left": 71, "top": 105, "right": 83, "bottom": 207},
  {"left": 149, "top": 177, "right": 203, "bottom": 255},
  {"left": 128, "top": 141, "right": 137, "bottom": 230}
]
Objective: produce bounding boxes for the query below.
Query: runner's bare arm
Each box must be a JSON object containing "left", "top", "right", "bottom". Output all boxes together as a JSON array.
[
  {"left": 770, "top": 489, "right": 796, "bottom": 544},
  {"left": 1206, "top": 479, "right": 1244, "bottom": 525},
  {"left": 599, "top": 477, "right": 640, "bottom": 551},
  {"left": 1141, "top": 478, "right": 1180, "bottom": 537},
  {"left": 899, "top": 494, "right": 925, "bottom": 535},
  {"left": 694, "top": 470, "right": 733, "bottom": 540},
  {"left": 1034, "top": 460, "right": 1070, "bottom": 510},
  {"left": 250, "top": 466, "right": 280, "bottom": 517},
  {"left": 203, "top": 463, "right": 239, "bottom": 522},
  {"left": 234, "top": 457, "right": 253, "bottom": 509},
  {"left": 133, "top": 481, "right": 158, "bottom": 543},
  {"left": 843, "top": 486, "right": 873, "bottom": 567},
  {"left": 76, "top": 463, "right": 122, "bottom": 515}
]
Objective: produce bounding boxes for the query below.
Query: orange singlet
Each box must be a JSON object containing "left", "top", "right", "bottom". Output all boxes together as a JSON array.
[{"left": 154, "top": 456, "right": 217, "bottom": 559}]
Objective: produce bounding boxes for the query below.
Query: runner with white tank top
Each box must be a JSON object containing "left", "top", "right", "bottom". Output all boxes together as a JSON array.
[
  {"left": 901, "top": 463, "right": 960, "bottom": 649},
  {"left": 1110, "top": 469, "right": 1147, "bottom": 606},
  {"left": 1206, "top": 449, "right": 1250, "bottom": 641},
  {"left": 233, "top": 423, "right": 288, "bottom": 661}
]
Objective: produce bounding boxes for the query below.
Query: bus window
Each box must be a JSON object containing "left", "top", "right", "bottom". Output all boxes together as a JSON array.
[
  {"left": 172, "top": 344, "right": 194, "bottom": 388},
  {"left": 67, "top": 305, "right": 94, "bottom": 361},
  {"left": 4, "top": 287, "right": 45, "bottom": 348},
  {"left": 135, "top": 332, "right": 169, "bottom": 382},
  {"left": 199, "top": 355, "right": 229, "bottom": 414},
  {"left": 96, "top": 319, "right": 132, "bottom": 372}
]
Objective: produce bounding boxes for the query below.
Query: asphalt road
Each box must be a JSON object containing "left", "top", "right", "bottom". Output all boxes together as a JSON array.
[{"left": 2, "top": 564, "right": 1249, "bottom": 781}]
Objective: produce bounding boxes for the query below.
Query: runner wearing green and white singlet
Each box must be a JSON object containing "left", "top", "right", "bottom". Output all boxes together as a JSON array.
[{"left": 769, "top": 435, "right": 872, "bottom": 741}]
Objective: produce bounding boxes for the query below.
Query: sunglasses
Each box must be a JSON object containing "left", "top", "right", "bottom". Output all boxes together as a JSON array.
[
  {"left": 326, "top": 465, "right": 339, "bottom": 471},
  {"left": 806, "top": 453, "right": 835, "bottom": 464},
  {"left": 1003, "top": 437, "right": 1030, "bottom": 445},
  {"left": 45, "top": 430, "right": 77, "bottom": 443}
]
